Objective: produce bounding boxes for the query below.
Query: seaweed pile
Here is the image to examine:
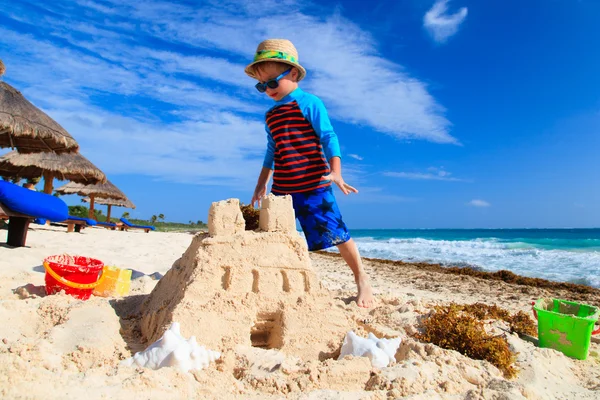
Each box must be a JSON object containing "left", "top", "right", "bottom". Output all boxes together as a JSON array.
[
  {"left": 239, "top": 203, "right": 260, "bottom": 230},
  {"left": 415, "top": 303, "right": 537, "bottom": 378}
]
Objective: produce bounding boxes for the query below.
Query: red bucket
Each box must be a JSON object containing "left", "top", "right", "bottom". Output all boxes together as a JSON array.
[{"left": 43, "top": 255, "right": 105, "bottom": 300}]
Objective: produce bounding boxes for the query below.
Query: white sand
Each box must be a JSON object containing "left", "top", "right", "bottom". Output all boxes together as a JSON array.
[{"left": 0, "top": 224, "right": 599, "bottom": 399}]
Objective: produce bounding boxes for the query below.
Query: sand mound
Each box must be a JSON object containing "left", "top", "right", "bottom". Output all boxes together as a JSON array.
[{"left": 140, "top": 196, "right": 353, "bottom": 360}]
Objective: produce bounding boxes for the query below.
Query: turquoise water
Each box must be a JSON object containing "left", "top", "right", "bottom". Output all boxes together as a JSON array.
[{"left": 341, "top": 229, "right": 600, "bottom": 288}]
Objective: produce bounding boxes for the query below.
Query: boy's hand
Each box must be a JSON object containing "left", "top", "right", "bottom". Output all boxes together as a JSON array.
[
  {"left": 251, "top": 184, "right": 267, "bottom": 208},
  {"left": 321, "top": 172, "right": 358, "bottom": 195}
]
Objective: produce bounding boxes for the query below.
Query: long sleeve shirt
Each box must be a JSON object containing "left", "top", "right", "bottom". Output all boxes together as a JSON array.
[{"left": 263, "top": 88, "right": 341, "bottom": 194}]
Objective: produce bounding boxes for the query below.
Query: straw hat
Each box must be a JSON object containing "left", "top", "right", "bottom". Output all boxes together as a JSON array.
[{"left": 245, "top": 39, "right": 306, "bottom": 81}]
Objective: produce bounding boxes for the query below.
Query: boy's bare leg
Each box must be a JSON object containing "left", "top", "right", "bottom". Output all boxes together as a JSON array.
[{"left": 336, "top": 239, "right": 375, "bottom": 308}]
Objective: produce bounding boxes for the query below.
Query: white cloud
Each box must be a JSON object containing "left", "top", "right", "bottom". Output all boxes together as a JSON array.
[
  {"left": 40, "top": 99, "right": 266, "bottom": 186},
  {"left": 468, "top": 199, "right": 490, "bottom": 207},
  {"left": 0, "top": 0, "right": 457, "bottom": 188},
  {"left": 424, "top": 0, "right": 468, "bottom": 44},
  {"left": 348, "top": 154, "right": 364, "bottom": 161},
  {"left": 126, "top": 1, "right": 457, "bottom": 142},
  {"left": 384, "top": 167, "right": 466, "bottom": 182}
]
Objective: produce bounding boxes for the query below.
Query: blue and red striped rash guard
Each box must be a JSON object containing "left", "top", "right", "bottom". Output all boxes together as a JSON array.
[{"left": 263, "top": 88, "right": 341, "bottom": 194}]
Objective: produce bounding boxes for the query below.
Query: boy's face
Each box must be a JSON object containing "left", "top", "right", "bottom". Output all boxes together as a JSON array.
[{"left": 255, "top": 63, "right": 298, "bottom": 101}]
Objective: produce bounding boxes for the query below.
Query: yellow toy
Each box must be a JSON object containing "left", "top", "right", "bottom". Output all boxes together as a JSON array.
[{"left": 93, "top": 266, "right": 132, "bottom": 297}]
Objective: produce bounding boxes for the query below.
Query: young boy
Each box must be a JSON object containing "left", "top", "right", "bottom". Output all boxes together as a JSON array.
[{"left": 246, "top": 39, "right": 374, "bottom": 308}]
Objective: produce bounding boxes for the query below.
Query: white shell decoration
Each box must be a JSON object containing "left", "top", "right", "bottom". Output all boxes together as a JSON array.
[
  {"left": 122, "top": 322, "right": 221, "bottom": 372},
  {"left": 338, "top": 331, "right": 401, "bottom": 368}
]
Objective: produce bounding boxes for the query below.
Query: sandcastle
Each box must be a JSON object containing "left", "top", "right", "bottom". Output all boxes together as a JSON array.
[{"left": 140, "top": 195, "right": 352, "bottom": 360}]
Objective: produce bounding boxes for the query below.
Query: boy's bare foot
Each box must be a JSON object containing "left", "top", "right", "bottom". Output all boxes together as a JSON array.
[{"left": 356, "top": 276, "right": 375, "bottom": 308}]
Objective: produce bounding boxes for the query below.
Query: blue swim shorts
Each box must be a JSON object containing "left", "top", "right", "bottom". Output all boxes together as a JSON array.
[{"left": 278, "top": 185, "right": 351, "bottom": 251}]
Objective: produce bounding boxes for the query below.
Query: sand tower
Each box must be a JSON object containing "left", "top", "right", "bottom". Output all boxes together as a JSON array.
[{"left": 140, "top": 195, "right": 352, "bottom": 360}]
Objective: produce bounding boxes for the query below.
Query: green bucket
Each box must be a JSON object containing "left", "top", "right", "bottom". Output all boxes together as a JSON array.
[{"left": 533, "top": 298, "right": 600, "bottom": 360}]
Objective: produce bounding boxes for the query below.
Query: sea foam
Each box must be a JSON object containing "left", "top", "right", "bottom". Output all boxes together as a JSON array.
[{"left": 346, "top": 237, "right": 600, "bottom": 288}]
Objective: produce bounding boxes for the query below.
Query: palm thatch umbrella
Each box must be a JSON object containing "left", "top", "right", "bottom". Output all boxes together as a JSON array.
[
  {"left": 0, "top": 59, "right": 79, "bottom": 153},
  {"left": 0, "top": 150, "right": 106, "bottom": 194},
  {"left": 55, "top": 180, "right": 128, "bottom": 219},
  {"left": 82, "top": 196, "right": 135, "bottom": 223}
]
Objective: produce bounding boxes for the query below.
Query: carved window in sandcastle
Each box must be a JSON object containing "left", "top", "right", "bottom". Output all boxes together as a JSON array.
[
  {"left": 250, "top": 311, "right": 283, "bottom": 349},
  {"left": 281, "top": 270, "right": 290, "bottom": 292},
  {"left": 221, "top": 267, "right": 232, "bottom": 290},
  {"left": 252, "top": 269, "right": 259, "bottom": 293},
  {"left": 301, "top": 271, "right": 311, "bottom": 292}
]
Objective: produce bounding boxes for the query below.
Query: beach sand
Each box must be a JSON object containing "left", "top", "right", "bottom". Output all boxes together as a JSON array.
[{"left": 1, "top": 224, "right": 599, "bottom": 399}]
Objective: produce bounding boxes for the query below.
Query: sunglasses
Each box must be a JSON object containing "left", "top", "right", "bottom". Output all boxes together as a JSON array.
[{"left": 255, "top": 68, "right": 291, "bottom": 93}]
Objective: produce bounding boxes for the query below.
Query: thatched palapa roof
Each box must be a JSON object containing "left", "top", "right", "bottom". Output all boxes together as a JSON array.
[
  {"left": 0, "top": 151, "right": 106, "bottom": 184},
  {"left": 0, "top": 59, "right": 79, "bottom": 153},
  {"left": 55, "top": 180, "right": 128, "bottom": 201},
  {"left": 82, "top": 196, "right": 136, "bottom": 209}
]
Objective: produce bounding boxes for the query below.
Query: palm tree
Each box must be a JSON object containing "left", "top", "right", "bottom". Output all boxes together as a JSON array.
[
  {"left": 158, "top": 213, "right": 165, "bottom": 222},
  {"left": 122, "top": 212, "right": 130, "bottom": 219},
  {"left": 150, "top": 215, "right": 158, "bottom": 224}
]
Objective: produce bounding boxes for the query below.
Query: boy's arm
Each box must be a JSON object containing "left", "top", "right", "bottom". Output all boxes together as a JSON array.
[
  {"left": 306, "top": 97, "right": 341, "bottom": 163},
  {"left": 252, "top": 167, "right": 273, "bottom": 207},
  {"left": 252, "top": 126, "right": 275, "bottom": 206},
  {"left": 263, "top": 125, "right": 275, "bottom": 170},
  {"left": 326, "top": 156, "right": 357, "bottom": 194},
  {"left": 305, "top": 96, "right": 358, "bottom": 195}
]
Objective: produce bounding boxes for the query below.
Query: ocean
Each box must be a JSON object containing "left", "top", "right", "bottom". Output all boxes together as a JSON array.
[{"left": 339, "top": 229, "right": 600, "bottom": 288}]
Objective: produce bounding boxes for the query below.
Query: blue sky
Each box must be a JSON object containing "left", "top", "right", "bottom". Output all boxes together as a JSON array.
[{"left": 1, "top": 0, "right": 599, "bottom": 228}]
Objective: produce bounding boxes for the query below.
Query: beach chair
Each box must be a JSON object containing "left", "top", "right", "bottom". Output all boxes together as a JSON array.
[
  {"left": 96, "top": 221, "right": 117, "bottom": 230},
  {"left": 0, "top": 202, "right": 33, "bottom": 247},
  {"left": 0, "top": 181, "right": 68, "bottom": 247},
  {"left": 119, "top": 217, "right": 155, "bottom": 233},
  {"left": 39, "top": 215, "right": 97, "bottom": 233},
  {"left": 62, "top": 216, "right": 97, "bottom": 233}
]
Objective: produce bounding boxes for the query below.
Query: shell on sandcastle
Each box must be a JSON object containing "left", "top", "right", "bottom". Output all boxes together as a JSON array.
[
  {"left": 338, "top": 331, "right": 401, "bottom": 369},
  {"left": 122, "top": 322, "right": 221, "bottom": 372},
  {"left": 140, "top": 195, "right": 352, "bottom": 361}
]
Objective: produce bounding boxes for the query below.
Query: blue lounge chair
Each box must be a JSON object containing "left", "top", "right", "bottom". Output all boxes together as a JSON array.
[
  {"left": 97, "top": 221, "right": 117, "bottom": 229},
  {"left": 0, "top": 181, "right": 68, "bottom": 247},
  {"left": 60, "top": 216, "right": 97, "bottom": 233},
  {"left": 42, "top": 215, "right": 97, "bottom": 233},
  {"left": 119, "top": 217, "right": 155, "bottom": 233}
]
